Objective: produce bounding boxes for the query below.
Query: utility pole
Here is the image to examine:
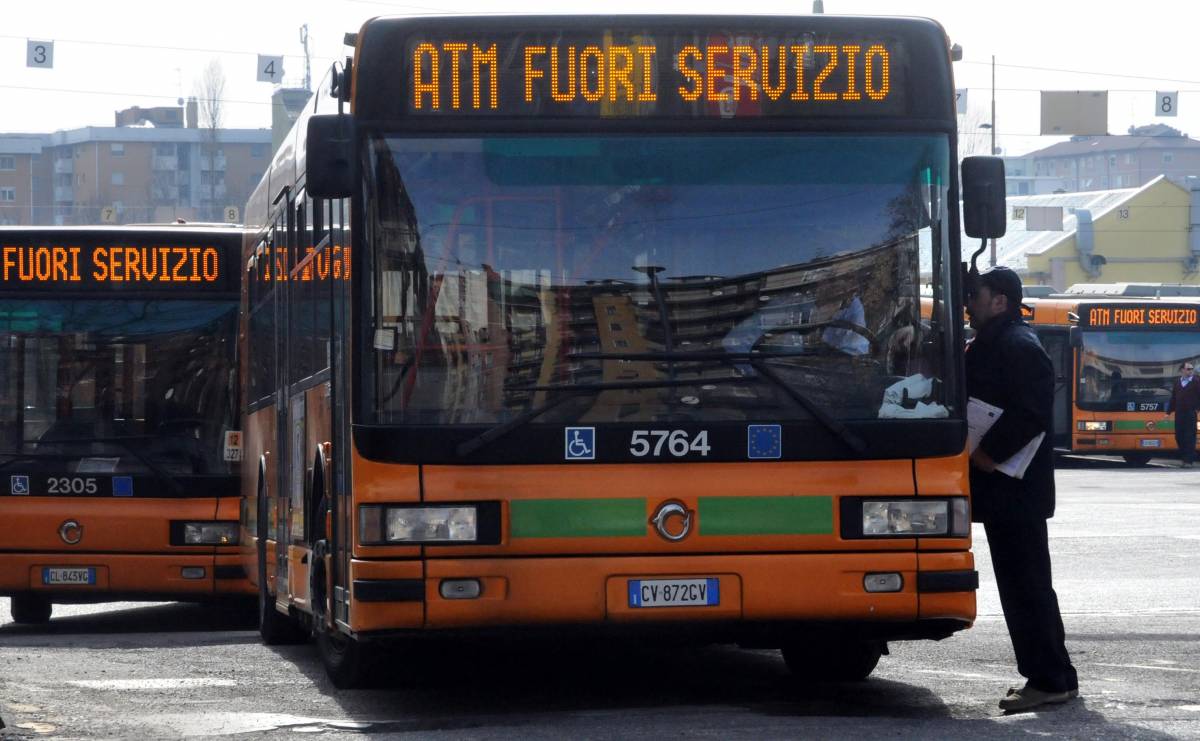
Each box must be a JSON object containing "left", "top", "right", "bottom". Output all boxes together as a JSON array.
[
  {"left": 300, "top": 24, "right": 312, "bottom": 92},
  {"left": 990, "top": 54, "right": 998, "bottom": 267}
]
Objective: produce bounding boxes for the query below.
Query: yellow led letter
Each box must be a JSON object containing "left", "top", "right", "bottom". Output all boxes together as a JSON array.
[
  {"left": 580, "top": 46, "right": 605, "bottom": 102},
  {"left": 812, "top": 45, "right": 839, "bottom": 101},
  {"left": 636, "top": 46, "right": 657, "bottom": 101},
  {"left": 706, "top": 45, "right": 729, "bottom": 101},
  {"left": 608, "top": 46, "right": 634, "bottom": 102},
  {"left": 731, "top": 46, "right": 758, "bottom": 102},
  {"left": 472, "top": 44, "right": 498, "bottom": 110},
  {"left": 443, "top": 42, "right": 468, "bottom": 109},
  {"left": 842, "top": 45, "right": 862, "bottom": 101},
  {"left": 525, "top": 46, "right": 547, "bottom": 102},
  {"left": 413, "top": 43, "right": 440, "bottom": 110},
  {"left": 677, "top": 46, "right": 703, "bottom": 102},
  {"left": 865, "top": 44, "right": 891, "bottom": 100},
  {"left": 789, "top": 45, "right": 810, "bottom": 101},
  {"left": 550, "top": 46, "right": 577, "bottom": 102}
]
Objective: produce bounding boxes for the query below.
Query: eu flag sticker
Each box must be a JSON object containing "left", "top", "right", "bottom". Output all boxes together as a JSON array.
[
  {"left": 11, "top": 475, "right": 30, "bottom": 495},
  {"left": 747, "top": 424, "right": 782, "bottom": 459},
  {"left": 112, "top": 476, "right": 134, "bottom": 497},
  {"left": 565, "top": 427, "right": 596, "bottom": 461}
]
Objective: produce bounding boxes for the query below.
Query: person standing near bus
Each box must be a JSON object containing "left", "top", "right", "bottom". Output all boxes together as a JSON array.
[
  {"left": 965, "top": 266, "right": 1079, "bottom": 712},
  {"left": 1165, "top": 360, "right": 1199, "bottom": 468}
]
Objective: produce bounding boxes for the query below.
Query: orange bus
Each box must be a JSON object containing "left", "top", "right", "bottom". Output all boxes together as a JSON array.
[
  {"left": 242, "top": 14, "right": 992, "bottom": 687},
  {"left": 1025, "top": 284, "right": 1200, "bottom": 465},
  {"left": 1, "top": 225, "right": 250, "bottom": 624}
]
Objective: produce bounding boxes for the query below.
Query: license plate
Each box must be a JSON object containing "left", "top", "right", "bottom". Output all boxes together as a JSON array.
[
  {"left": 628, "top": 578, "right": 719, "bottom": 608},
  {"left": 42, "top": 567, "right": 96, "bottom": 586},
  {"left": 1140, "top": 439, "right": 1163, "bottom": 449}
]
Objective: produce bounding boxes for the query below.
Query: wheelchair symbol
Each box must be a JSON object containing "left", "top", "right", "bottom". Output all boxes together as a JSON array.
[
  {"left": 565, "top": 427, "right": 595, "bottom": 460},
  {"left": 11, "top": 475, "right": 30, "bottom": 495}
]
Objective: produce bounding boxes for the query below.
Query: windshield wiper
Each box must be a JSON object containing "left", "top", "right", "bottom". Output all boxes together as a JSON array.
[
  {"left": 567, "top": 350, "right": 867, "bottom": 455},
  {"left": 455, "top": 376, "right": 750, "bottom": 458}
]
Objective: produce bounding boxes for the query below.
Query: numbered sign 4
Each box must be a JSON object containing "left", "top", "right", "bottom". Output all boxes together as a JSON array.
[
  {"left": 258, "top": 55, "right": 284, "bottom": 83},
  {"left": 27, "top": 40, "right": 54, "bottom": 69}
]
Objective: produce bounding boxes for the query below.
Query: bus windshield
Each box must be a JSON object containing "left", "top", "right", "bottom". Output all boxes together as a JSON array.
[
  {"left": 363, "top": 134, "right": 955, "bottom": 427},
  {"left": 1078, "top": 330, "right": 1200, "bottom": 412},
  {"left": 0, "top": 299, "right": 238, "bottom": 475}
]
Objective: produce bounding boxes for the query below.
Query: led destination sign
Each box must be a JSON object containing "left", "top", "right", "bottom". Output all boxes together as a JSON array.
[
  {"left": 1, "top": 244, "right": 227, "bottom": 290},
  {"left": 1080, "top": 303, "right": 1200, "bottom": 330},
  {"left": 403, "top": 32, "right": 905, "bottom": 118}
]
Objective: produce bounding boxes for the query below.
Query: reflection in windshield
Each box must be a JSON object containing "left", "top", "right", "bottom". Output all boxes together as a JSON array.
[
  {"left": 0, "top": 300, "right": 238, "bottom": 474},
  {"left": 1078, "top": 331, "right": 1200, "bottom": 411},
  {"left": 363, "top": 134, "right": 957, "bottom": 426}
]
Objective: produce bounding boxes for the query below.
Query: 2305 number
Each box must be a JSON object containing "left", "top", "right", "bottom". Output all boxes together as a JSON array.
[
  {"left": 629, "top": 430, "right": 710, "bottom": 458},
  {"left": 47, "top": 477, "right": 98, "bottom": 495}
]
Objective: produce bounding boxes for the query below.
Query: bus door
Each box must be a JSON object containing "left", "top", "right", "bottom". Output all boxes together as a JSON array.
[{"left": 1038, "top": 329, "right": 1073, "bottom": 448}]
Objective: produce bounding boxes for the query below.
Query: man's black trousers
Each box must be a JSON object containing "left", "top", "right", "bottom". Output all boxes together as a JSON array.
[
  {"left": 984, "top": 517, "right": 1078, "bottom": 694},
  {"left": 1175, "top": 411, "right": 1197, "bottom": 464}
]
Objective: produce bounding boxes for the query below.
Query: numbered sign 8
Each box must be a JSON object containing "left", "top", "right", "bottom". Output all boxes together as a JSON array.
[{"left": 1156, "top": 91, "right": 1178, "bottom": 118}]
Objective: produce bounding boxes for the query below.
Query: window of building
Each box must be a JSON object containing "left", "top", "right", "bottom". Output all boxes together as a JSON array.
[
  {"left": 605, "top": 305, "right": 617, "bottom": 316},
  {"left": 609, "top": 322, "right": 622, "bottom": 331},
  {"left": 250, "top": 144, "right": 268, "bottom": 158},
  {"left": 156, "top": 144, "right": 174, "bottom": 156},
  {"left": 0, "top": 156, "right": 14, "bottom": 171},
  {"left": 1164, "top": 152, "right": 1174, "bottom": 164},
  {"left": 614, "top": 339, "right": 630, "bottom": 348},
  {"left": 110, "top": 143, "right": 124, "bottom": 156},
  {"left": 111, "top": 171, "right": 125, "bottom": 186},
  {"left": 1125, "top": 153, "right": 1134, "bottom": 165},
  {"left": 0, "top": 188, "right": 15, "bottom": 202},
  {"left": 1109, "top": 155, "right": 1117, "bottom": 166}
]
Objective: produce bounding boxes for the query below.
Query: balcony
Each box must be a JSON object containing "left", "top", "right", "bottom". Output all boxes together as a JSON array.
[
  {"left": 198, "top": 184, "right": 227, "bottom": 201},
  {"left": 54, "top": 159, "right": 73, "bottom": 175},
  {"left": 151, "top": 185, "right": 179, "bottom": 201},
  {"left": 152, "top": 155, "right": 178, "bottom": 171},
  {"left": 199, "top": 154, "right": 227, "bottom": 171},
  {"left": 53, "top": 186, "right": 74, "bottom": 202}
]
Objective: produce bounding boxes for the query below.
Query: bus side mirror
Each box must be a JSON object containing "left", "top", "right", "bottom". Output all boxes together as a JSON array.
[
  {"left": 1069, "top": 326, "right": 1082, "bottom": 348},
  {"left": 961, "top": 156, "right": 1007, "bottom": 240},
  {"left": 307, "top": 114, "right": 355, "bottom": 199}
]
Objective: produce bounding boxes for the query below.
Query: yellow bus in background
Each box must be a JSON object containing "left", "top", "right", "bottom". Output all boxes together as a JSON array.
[{"left": 1025, "top": 284, "right": 1200, "bottom": 465}]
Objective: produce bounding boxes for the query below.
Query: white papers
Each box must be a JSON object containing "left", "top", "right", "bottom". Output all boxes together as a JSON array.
[
  {"left": 878, "top": 401, "right": 949, "bottom": 419},
  {"left": 967, "top": 397, "right": 1045, "bottom": 480}
]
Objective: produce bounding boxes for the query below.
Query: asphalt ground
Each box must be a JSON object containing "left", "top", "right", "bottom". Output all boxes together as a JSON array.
[{"left": 2, "top": 458, "right": 1198, "bottom": 739}]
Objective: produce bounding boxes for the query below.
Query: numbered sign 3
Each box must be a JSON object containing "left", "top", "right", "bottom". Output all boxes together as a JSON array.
[
  {"left": 27, "top": 40, "right": 54, "bottom": 69},
  {"left": 258, "top": 54, "right": 284, "bottom": 83},
  {"left": 1156, "top": 91, "right": 1178, "bottom": 118}
]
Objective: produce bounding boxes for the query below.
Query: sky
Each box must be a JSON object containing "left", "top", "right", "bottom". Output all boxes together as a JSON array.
[{"left": 3, "top": 0, "right": 1200, "bottom": 157}]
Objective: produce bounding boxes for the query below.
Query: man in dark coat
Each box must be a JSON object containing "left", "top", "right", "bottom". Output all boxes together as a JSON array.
[
  {"left": 965, "top": 266, "right": 1078, "bottom": 712},
  {"left": 1165, "top": 360, "right": 1199, "bottom": 467}
]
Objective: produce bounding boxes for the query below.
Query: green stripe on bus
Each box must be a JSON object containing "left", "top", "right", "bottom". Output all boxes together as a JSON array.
[
  {"left": 510, "top": 498, "right": 646, "bottom": 538},
  {"left": 698, "top": 496, "right": 834, "bottom": 536},
  {"left": 1115, "top": 420, "right": 1173, "bottom": 432}
]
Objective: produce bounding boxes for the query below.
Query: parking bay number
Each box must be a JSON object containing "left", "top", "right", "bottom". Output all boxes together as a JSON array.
[{"left": 629, "top": 430, "right": 710, "bottom": 458}]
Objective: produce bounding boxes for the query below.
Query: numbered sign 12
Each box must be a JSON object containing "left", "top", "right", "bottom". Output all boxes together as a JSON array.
[
  {"left": 1156, "top": 91, "right": 1178, "bottom": 117},
  {"left": 257, "top": 55, "right": 284, "bottom": 83},
  {"left": 27, "top": 40, "right": 54, "bottom": 69}
]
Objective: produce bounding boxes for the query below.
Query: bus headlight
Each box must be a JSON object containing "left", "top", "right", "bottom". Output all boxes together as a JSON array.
[
  {"left": 1077, "top": 420, "right": 1111, "bottom": 432},
  {"left": 359, "top": 505, "right": 478, "bottom": 545},
  {"left": 182, "top": 522, "right": 239, "bottom": 545},
  {"left": 844, "top": 498, "right": 969, "bottom": 538}
]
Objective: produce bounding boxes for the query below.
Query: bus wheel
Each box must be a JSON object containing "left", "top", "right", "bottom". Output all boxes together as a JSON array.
[
  {"left": 1122, "top": 454, "right": 1152, "bottom": 467},
  {"left": 781, "top": 639, "right": 884, "bottom": 682},
  {"left": 10, "top": 594, "right": 52, "bottom": 624},
  {"left": 317, "top": 625, "right": 374, "bottom": 689}
]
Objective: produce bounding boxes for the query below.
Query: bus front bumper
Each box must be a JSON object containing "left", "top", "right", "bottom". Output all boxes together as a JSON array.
[
  {"left": 0, "top": 552, "right": 253, "bottom": 601},
  {"left": 345, "top": 551, "right": 976, "bottom": 640}
]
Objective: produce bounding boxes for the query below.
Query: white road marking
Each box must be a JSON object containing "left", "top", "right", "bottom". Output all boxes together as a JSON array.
[
  {"left": 66, "top": 678, "right": 238, "bottom": 690},
  {"left": 1094, "top": 663, "right": 1200, "bottom": 674}
]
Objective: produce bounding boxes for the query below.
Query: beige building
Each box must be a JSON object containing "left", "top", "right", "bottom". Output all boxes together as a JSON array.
[
  {"left": 1, "top": 103, "right": 271, "bottom": 226},
  {"left": 968, "top": 176, "right": 1200, "bottom": 290},
  {"left": 1021, "top": 124, "right": 1200, "bottom": 194}
]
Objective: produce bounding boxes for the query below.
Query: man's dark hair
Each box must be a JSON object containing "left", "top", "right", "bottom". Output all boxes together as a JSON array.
[{"left": 977, "top": 266, "right": 1024, "bottom": 317}]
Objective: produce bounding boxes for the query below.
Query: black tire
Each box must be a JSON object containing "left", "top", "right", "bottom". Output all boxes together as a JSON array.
[
  {"left": 257, "top": 478, "right": 308, "bottom": 646},
  {"left": 10, "top": 594, "right": 52, "bottom": 624},
  {"left": 1123, "top": 454, "right": 1152, "bottom": 467},
  {"left": 782, "top": 639, "right": 884, "bottom": 682},
  {"left": 317, "top": 626, "right": 375, "bottom": 689}
]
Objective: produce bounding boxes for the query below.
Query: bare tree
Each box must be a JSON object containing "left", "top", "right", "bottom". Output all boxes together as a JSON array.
[
  {"left": 195, "top": 60, "right": 226, "bottom": 221},
  {"left": 958, "top": 106, "right": 994, "bottom": 158}
]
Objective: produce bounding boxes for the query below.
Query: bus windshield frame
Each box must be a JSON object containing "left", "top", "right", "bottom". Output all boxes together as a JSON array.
[{"left": 355, "top": 131, "right": 963, "bottom": 463}]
